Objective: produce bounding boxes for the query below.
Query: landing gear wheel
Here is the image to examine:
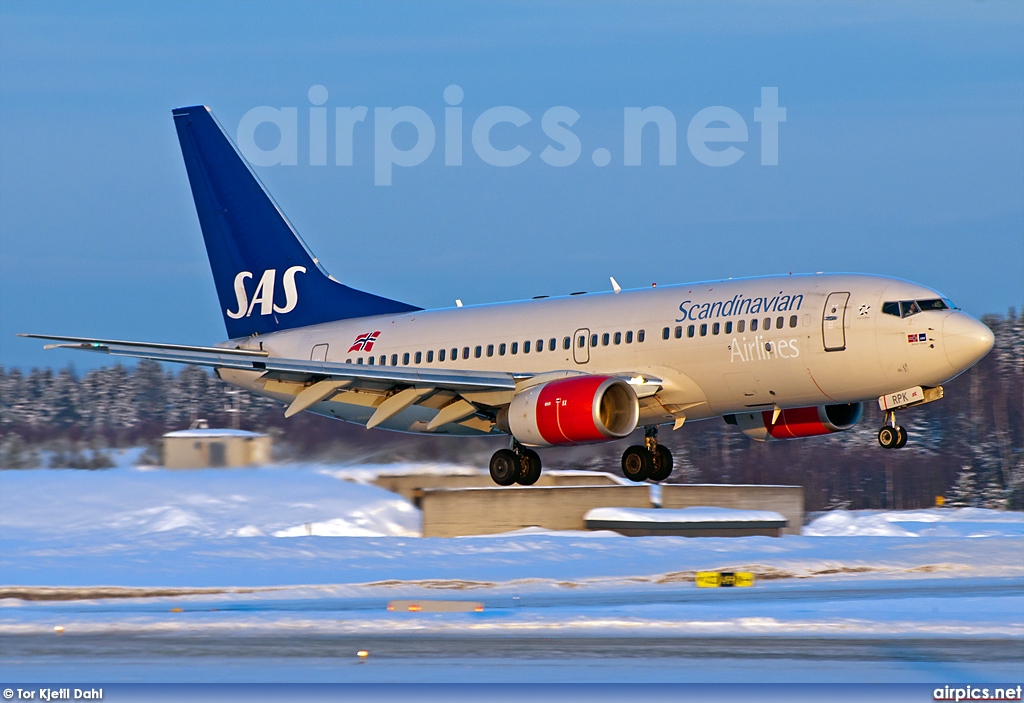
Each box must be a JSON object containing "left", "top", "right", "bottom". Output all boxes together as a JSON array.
[
  {"left": 649, "top": 445, "right": 673, "bottom": 482},
  {"left": 878, "top": 426, "right": 898, "bottom": 449},
  {"left": 621, "top": 445, "right": 654, "bottom": 482},
  {"left": 516, "top": 448, "right": 542, "bottom": 486},
  {"left": 489, "top": 449, "right": 520, "bottom": 486},
  {"left": 894, "top": 425, "right": 908, "bottom": 449}
]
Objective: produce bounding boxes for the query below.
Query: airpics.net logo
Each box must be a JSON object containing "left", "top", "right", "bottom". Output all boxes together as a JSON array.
[{"left": 236, "top": 85, "right": 786, "bottom": 186}]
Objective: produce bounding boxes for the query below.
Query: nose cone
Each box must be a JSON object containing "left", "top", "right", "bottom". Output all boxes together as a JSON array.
[{"left": 943, "top": 313, "right": 995, "bottom": 372}]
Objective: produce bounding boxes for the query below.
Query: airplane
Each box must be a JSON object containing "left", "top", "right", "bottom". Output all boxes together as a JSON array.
[{"left": 22, "top": 105, "right": 996, "bottom": 486}]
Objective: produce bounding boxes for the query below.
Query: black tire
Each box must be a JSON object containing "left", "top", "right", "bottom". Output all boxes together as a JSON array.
[
  {"left": 878, "top": 426, "right": 897, "bottom": 449},
  {"left": 894, "top": 425, "right": 908, "bottom": 449},
  {"left": 517, "top": 448, "right": 542, "bottom": 486},
  {"left": 621, "top": 445, "right": 654, "bottom": 482},
  {"left": 490, "top": 449, "right": 520, "bottom": 486},
  {"left": 649, "top": 445, "right": 673, "bottom": 482}
]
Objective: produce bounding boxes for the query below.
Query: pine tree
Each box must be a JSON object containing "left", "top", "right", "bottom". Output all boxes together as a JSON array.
[
  {"left": 980, "top": 476, "right": 1008, "bottom": 510},
  {"left": 946, "top": 465, "right": 978, "bottom": 507}
]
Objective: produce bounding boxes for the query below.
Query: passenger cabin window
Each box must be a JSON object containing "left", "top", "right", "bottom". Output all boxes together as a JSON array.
[
  {"left": 562, "top": 337, "right": 569, "bottom": 350},
  {"left": 674, "top": 326, "right": 682, "bottom": 339},
  {"left": 463, "top": 347, "right": 470, "bottom": 359},
  {"left": 663, "top": 327, "right": 670, "bottom": 340},
  {"left": 475, "top": 346, "right": 482, "bottom": 358},
  {"left": 602, "top": 333, "right": 610, "bottom": 346},
  {"left": 499, "top": 343, "right": 506, "bottom": 355},
  {"left": 427, "top": 350, "right": 434, "bottom": 363},
  {"left": 537, "top": 339, "right": 544, "bottom": 352},
  {"left": 712, "top": 322, "right": 720, "bottom": 335},
  {"left": 577, "top": 335, "right": 585, "bottom": 348},
  {"left": 524, "top": 340, "right": 531, "bottom": 353},
  {"left": 699, "top": 323, "right": 708, "bottom": 336},
  {"left": 591, "top": 334, "right": 599, "bottom": 347},
  {"left": 450, "top": 348, "right": 457, "bottom": 361},
  {"left": 625, "top": 331, "right": 633, "bottom": 344},
  {"left": 725, "top": 321, "right": 733, "bottom": 334},
  {"left": 511, "top": 342, "right": 518, "bottom": 354},
  {"left": 750, "top": 319, "right": 758, "bottom": 332},
  {"left": 789, "top": 315, "right": 798, "bottom": 328},
  {"left": 638, "top": 330, "right": 645, "bottom": 342},
  {"left": 414, "top": 352, "right": 421, "bottom": 364},
  {"left": 614, "top": 332, "right": 621, "bottom": 345},
  {"left": 356, "top": 357, "right": 363, "bottom": 364},
  {"left": 776, "top": 316, "right": 784, "bottom": 329},
  {"left": 687, "top": 325, "right": 695, "bottom": 338},
  {"left": 487, "top": 344, "right": 494, "bottom": 357},
  {"left": 391, "top": 354, "right": 398, "bottom": 366},
  {"left": 380, "top": 355, "right": 386, "bottom": 365},
  {"left": 368, "top": 356, "right": 374, "bottom": 365},
  {"left": 550, "top": 338, "right": 558, "bottom": 351},
  {"left": 737, "top": 320, "right": 745, "bottom": 333},
  {"left": 764, "top": 317, "right": 771, "bottom": 330},
  {"left": 402, "top": 352, "right": 410, "bottom": 365},
  {"left": 439, "top": 349, "right": 446, "bottom": 362}
]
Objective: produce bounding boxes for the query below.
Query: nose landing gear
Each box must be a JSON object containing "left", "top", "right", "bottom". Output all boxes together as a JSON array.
[
  {"left": 621, "top": 426, "right": 673, "bottom": 483},
  {"left": 878, "top": 411, "right": 908, "bottom": 449},
  {"left": 489, "top": 441, "right": 542, "bottom": 486}
]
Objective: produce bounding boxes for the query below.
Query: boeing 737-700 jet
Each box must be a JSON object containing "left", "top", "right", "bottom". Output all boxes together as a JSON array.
[{"left": 22, "top": 105, "right": 996, "bottom": 486}]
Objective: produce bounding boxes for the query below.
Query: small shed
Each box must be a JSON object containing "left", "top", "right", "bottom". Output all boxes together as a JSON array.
[{"left": 161, "top": 428, "right": 271, "bottom": 468}]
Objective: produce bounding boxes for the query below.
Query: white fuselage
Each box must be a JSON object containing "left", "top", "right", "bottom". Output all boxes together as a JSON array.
[{"left": 218, "top": 273, "right": 991, "bottom": 436}]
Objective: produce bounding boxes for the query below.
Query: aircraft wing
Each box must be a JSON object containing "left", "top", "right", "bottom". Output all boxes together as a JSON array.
[
  {"left": 20, "top": 334, "right": 662, "bottom": 430},
  {"left": 18, "top": 334, "right": 519, "bottom": 392}
]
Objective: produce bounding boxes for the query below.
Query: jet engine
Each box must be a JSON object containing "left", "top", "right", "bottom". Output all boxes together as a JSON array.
[
  {"left": 503, "top": 375, "right": 639, "bottom": 447},
  {"left": 725, "top": 403, "right": 863, "bottom": 441}
]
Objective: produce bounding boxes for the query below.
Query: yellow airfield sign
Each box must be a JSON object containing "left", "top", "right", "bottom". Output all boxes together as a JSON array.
[{"left": 696, "top": 571, "right": 755, "bottom": 588}]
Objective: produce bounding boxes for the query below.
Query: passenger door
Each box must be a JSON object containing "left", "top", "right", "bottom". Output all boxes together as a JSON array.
[{"left": 822, "top": 292, "right": 850, "bottom": 352}]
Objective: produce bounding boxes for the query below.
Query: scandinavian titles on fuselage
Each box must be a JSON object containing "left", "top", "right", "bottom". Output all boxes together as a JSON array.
[
  {"left": 676, "top": 291, "right": 804, "bottom": 322},
  {"left": 729, "top": 335, "right": 800, "bottom": 363}
]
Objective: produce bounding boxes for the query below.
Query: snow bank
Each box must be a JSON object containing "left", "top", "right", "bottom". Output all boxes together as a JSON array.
[{"left": 804, "top": 508, "right": 1024, "bottom": 537}]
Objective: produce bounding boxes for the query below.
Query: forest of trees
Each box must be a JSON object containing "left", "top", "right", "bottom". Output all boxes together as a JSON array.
[{"left": 1, "top": 310, "right": 1021, "bottom": 512}]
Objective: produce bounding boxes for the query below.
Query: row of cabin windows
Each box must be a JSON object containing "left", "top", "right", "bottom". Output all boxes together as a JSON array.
[
  {"left": 583, "top": 329, "right": 646, "bottom": 348},
  {"left": 662, "top": 315, "right": 798, "bottom": 340},
  {"left": 346, "top": 329, "right": 648, "bottom": 365}
]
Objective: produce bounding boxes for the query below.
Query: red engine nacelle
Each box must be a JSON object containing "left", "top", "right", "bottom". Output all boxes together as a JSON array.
[
  {"left": 504, "top": 375, "right": 639, "bottom": 447},
  {"left": 727, "top": 403, "right": 863, "bottom": 441}
]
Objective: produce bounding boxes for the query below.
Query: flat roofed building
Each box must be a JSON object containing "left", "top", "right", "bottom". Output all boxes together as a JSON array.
[{"left": 161, "top": 428, "right": 271, "bottom": 468}]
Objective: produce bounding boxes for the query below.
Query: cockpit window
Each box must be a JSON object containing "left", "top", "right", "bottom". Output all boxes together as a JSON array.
[
  {"left": 900, "top": 300, "right": 922, "bottom": 317},
  {"left": 918, "top": 298, "right": 949, "bottom": 312},
  {"left": 883, "top": 298, "right": 950, "bottom": 318}
]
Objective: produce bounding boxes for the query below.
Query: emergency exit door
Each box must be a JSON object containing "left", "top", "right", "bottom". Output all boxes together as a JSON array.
[
  {"left": 822, "top": 292, "right": 850, "bottom": 352},
  {"left": 573, "top": 328, "right": 590, "bottom": 364}
]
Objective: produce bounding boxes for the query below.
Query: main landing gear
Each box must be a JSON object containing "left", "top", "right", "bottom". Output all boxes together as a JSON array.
[
  {"left": 877, "top": 410, "right": 908, "bottom": 449},
  {"left": 621, "top": 426, "right": 673, "bottom": 483},
  {"left": 489, "top": 441, "right": 542, "bottom": 487}
]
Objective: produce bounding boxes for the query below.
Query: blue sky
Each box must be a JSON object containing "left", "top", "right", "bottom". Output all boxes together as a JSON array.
[{"left": 1, "top": 1, "right": 1022, "bottom": 370}]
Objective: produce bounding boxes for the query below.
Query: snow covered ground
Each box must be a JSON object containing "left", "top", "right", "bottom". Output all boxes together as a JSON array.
[{"left": 1, "top": 457, "right": 1022, "bottom": 682}]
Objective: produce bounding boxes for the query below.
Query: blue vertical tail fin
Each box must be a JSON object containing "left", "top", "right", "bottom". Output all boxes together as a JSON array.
[{"left": 172, "top": 105, "right": 420, "bottom": 339}]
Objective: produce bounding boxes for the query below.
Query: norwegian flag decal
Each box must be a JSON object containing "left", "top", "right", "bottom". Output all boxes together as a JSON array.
[{"left": 348, "top": 331, "right": 381, "bottom": 353}]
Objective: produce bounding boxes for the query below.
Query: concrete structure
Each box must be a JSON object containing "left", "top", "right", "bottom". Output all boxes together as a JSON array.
[
  {"left": 162, "top": 428, "right": 271, "bottom": 469},
  {"left": 421, "top": 484, "right": 651, "bottom": 537},
  {"left": 660, "top": 484, "right": 804, "bottom": 536},
  {"left": 373, "top": 470, "right": 623, "bottom": 506},
  {"left": 584, "top": 506, "right": 788, "bottom": 537}
]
